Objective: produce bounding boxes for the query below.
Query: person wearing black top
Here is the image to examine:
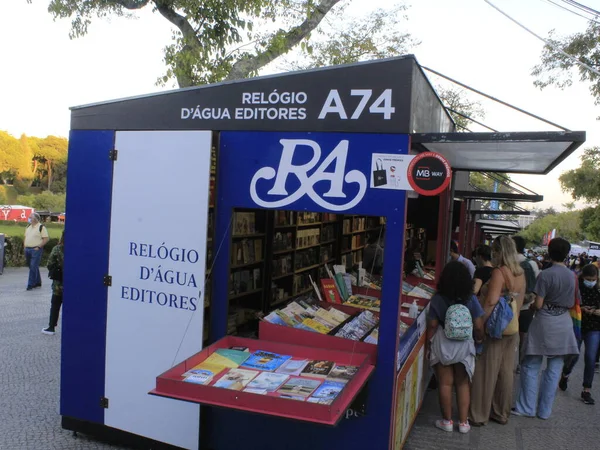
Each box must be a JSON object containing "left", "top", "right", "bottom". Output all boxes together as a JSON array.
[
  {"left": 473, "top": 245, "right": 493, "bottom": 296},
  {"left": 560, "top": 264, "right": 600, "bottom": 405}
]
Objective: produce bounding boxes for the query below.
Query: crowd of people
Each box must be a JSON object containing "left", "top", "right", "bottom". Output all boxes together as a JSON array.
[{"left": 428, "top": 236, "right": 600, "bottom": 433}]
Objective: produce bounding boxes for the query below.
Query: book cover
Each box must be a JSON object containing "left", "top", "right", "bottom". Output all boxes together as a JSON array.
[
  {"left": 183, "top": 371, "right": 214, "bottom": 385},
  {"left": 301, "top": 318, "right": 331, "bottom": 334},
  {"left": 417, "top": 283, "right": 436, "bottom": 296},
  {"left": 214, "top": 349, "right": 251, "bottom": 366},
  {"left": 277, "top": 377, "right": 322, "bottom": 397},
  {"left": 301, "top": 360, "right": 335, "bottom": 378},
  {"left": 230, "top": 346, "right": 249, "bottom": 352},
  {"left": 320, "top": 279, "right": 342, "bottom": 304},
  {"left": 308, "top": 380, "right": 345, "bottom": 405},
  {"left": 278, "top": 394, "right": 306, "bottom": 401},
  {"left": 213, "top": 368, "right": 258, "bottom": 390},
  {"left": 240, "top": 350, "right": 292, "bottom": 372},
  {"left": 182, "top": 363, "right": 224, "bottom": 380},
  {"left": 334, "top": 273, "right": 349, "bottom": 301},
  {"left": 244, "top": 372, "right": 289, "bottom": 392},
  {"left": 182, "top": 350, "right": 242, "bottom": 377},
  {"left": 263, "top": 311, "right": 289, "bottom": 326},
  {"left": 276, "top": 359, "right": 309, "bottom": 376},
  {"left": 327, "top": 365, "right": 359, "bottom": 384}
]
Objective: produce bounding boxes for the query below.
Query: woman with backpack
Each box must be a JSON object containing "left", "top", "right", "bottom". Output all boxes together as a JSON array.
[
  {"left": 513, "top": 237, "right": 580, "bottom": 419},
  {"left": 469, "top": 236, "right": 526, "bottom": 426},
  {"left": 558, "top": 264, "right": 600, "bottom": 405},
  {"left": 427, "top": 261, "right": 485, "bottom": 434}
]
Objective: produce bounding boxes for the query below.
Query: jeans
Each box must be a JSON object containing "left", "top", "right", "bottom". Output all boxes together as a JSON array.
[
  {"left": 563, "top": 331, "right": 600, "bottom": 388},
  {"left": 514, "top": 355, "right": 564, "bottom": 419},
  {"left": 25, "top": 247, "right": 42, "bottom": 288},
  {"left": 49, "top": 294, "right": 63, "bottom": 328}
]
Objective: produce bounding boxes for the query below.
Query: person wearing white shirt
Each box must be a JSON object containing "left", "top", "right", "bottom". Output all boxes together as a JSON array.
[{"left": 450, "top": 240, "right": 476, "bottom": 278}]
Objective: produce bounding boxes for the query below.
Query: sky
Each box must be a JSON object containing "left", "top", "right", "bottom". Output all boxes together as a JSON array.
[{"left": 0, "top": 0, "right": 598, "bottom": 210}]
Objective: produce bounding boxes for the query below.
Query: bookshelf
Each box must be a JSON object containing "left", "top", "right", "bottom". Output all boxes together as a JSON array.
[
  {"left": 405, "top": 224, "right": 427, "bottom": 261},
  {"left": 203, "top": 145, "right": 217, "bottom": 345},
  {"left": 223, "top": 209, "right": 386, "bottom": 336}
]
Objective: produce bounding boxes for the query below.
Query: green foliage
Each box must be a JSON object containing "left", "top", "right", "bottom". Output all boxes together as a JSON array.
[
  {"left": 3, "top": 234, "right": 60, "bottom": 267},
  {"left": 437, "top": 87, "right": 485, "bottom": 132},
  {"left": 285, "top": 5, "right": 416, "bottom": 70},
  {"left": 520, "top": 210, "right": 584, "bottom": 245},
  {"left": 0, "top": 185, "right": 18, "bottom": 204},
  {"left": 532, "top": 22, "right": 600, "bottom": 107},
  {"left": 559, "top": 147, "right": 600, "bottom": 203},
  {"left": 0, "top": 221, "right": 65, "bottom": 239},
  {"left": 581, "top": 206, "right": 600, "bottom": 242},
  {"left": 47, "top": 0, "right": 346, "bottom": 87},
  {"left": 16, "top": 191, "right": 66, "bottom": 212}
]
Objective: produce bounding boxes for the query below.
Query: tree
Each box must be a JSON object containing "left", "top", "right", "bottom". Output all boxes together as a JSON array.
[
  {"left": 47, "top": 0, "right": 347, "bottom": 87},
  {"left": 16, "top": 191, "right": 66, "bottom": 212},
  {"left": 31, "top": 136, "right": 68, "bottom": 191},
  {"left": 520, "top": 210, "right": 583, "bottom": 245},
  {"left": 533, "top": 206, "right": 558, "bottom": 219},
  {"left": 562, "top": 201, "right": 576, "bottom": 211},
  {"left": 437, "top": 87, "right": 486, "bottom": 132},
  {"left": 532, "top": 22, "right": 600, "bottom": 106},
  {"left": 559, "top": 147, "right": 600, "bottom": 203},
  {"left": 581, "top": 206, "right": 600, "bottom": 242},
  {"left": 282, "top": 5, "right": 416, "bottom": 70}
]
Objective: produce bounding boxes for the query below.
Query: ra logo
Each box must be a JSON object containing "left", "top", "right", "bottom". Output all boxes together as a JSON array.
[{"left": 250, "top": 139, "right": 367, "bottom": 211}]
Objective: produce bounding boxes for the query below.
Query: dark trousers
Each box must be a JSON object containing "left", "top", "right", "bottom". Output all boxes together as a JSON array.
[
  {"left": 49, "top": 294, "right": 63, "bottom": 328},
  {"left": 563, "top": 331, "right": 600, "bottom": 388}
]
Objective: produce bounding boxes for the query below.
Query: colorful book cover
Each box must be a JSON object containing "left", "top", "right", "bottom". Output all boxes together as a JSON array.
[
  {"left": 263, "top": 311, "right": 288, "bottom": 327},
  {"left": 334, "top": 273, "right": 349, "bottom": 301},
  {"left": 327, "top": 365, "right": 358, "bottom": 384},
  {"left": 294, "top": 323, "right": 319, "bottom": 333},
  {"left": 278, "top": 393, "right": 306, "bottom": 401},
  {"left": 276, "top": 359, "right": 309, "bottom": 376},
  {"left": 277, "top": 377, "right": 322, "bottom": 397},
  {"left": 402, "top": 281, "right": 415, "bottom": 295},
  {"left": 301, "top": 360, "right": 335, "bottom": 378},
  {"left": 214, "top": 349, "right": 252, "bottom": 366},
  {"left": 320, "top": 279, "right": 342, "bottom": 304},
  {"left": 182, "top": 370, "right": 214, "bottom": 385},
  {"left": 417, "top": 283, "right": 436, "bottom": 296},
  {"left": 240, "top": 350, "right": 292, "bottom": 372},
  {"left": 213, "top": 368, "right": 258, "bottom": 390},
  {"left": 302, "top": 318, "right": 331, "bottom": 334},
  {"left": 308, "top": 380, "right": 345, "bottom": 405},
  {"left": 182, "top": 359, "right": 230, "bottom": 378},
  {"left": 244, "top": 372, "right": 289, "bottom": 392}
]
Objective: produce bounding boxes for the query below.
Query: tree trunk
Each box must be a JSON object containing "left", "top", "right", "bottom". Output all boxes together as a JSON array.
[{"left": 47, "top": 161, "right": 53, "bottom": 191}]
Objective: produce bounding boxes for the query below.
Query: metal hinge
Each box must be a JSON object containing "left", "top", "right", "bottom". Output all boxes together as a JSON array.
[
  {"left": 100, "top": 397, "right": 109, "bottom": 409},
  {"left": 103, "top": 275, "right": 112, "bottom": 287},
  {"left": 109, "top": 149, "right": 118, "bottom": 161}
]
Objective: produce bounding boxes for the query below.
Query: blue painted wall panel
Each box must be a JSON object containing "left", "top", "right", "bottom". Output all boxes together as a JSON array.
[{"left": 61, "top": 130, "right": 114, "bottom": 424}]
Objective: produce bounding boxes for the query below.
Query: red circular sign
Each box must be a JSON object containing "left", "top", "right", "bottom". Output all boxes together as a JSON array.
[{"left": 407, "top": 152, "right": 452, "bottom": 196}]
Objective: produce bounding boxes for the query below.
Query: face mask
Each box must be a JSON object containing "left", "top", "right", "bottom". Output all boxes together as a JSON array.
[{"left": 584, "top": 280, "right": 597, "bottom": 289}]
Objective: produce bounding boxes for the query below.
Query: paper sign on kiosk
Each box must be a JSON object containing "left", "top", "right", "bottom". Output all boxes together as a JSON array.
[{"left": 369, "top": 153, "right": 414, "bottom": 190}]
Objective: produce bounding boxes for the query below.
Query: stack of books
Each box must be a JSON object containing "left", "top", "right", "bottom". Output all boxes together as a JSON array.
[{"left": 334, "top": 310, "right": 379, "bottom": 341}]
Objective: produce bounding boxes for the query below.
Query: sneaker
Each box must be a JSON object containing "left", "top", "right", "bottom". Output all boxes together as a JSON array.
[
  {"left": 595, "top": 363, "right": 599, "bottom": 374},
  {"left": 511, "top": 408, "right": 535, "bottom": 418},
  {"left": 559, "top": 374, "right": 569, "bottom": 391},
  {"left": 42, "top": 327, "right": 55, "bottom": 335},
  {"left": 581, "top": 391, "right": 595, "bottom": 405},
  {"left": 435, "top": 419, "right": 453, "bottom": 432},
  {"left": 458, "top": 422, "right": 471, "bottom": 434},
  {"left": 26, "top": 287, "right": 33, "bottom": 291}
]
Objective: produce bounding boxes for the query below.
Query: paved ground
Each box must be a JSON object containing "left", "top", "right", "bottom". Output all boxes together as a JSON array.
[{"left": 1, "top": 267, "right": 596, "bottom": 449}]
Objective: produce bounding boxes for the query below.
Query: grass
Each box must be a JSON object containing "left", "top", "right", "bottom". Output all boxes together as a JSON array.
[{"left": 0, "top": 221, "right": 64, "bottom": 239}]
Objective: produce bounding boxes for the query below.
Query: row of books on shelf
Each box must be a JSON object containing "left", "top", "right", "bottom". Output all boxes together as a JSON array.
[
  {"left": 229, "top": 269, "right": 262, "bottom": 296},
  {"left": 273, "top": 232, "right": 294, "bottom": 252},
  {"left": 233, "top": 212, "right": 259, "bottom": 236},
  {"left": 297, "top": 228, "right": 320, "bottom": 248},
  {"left": 274, "top": 211, "right": 295, "bottom": 227},
  {"left": 342, "top": 235, "right": 365, "bottom": 251},
  {"left": 182, "top": 348, "right": 357, "bottom": 405},
  {"left": 297, "top": 212, "right": 319, "bottom": 225},
  {"left": 341, "top": 251, "right": 363, "bottom": 269},
  {"left": 343, "top": 217, "right": 365, "bottom": 234},
  {"left": 231, "top": 239, "right": 263, "bottom": 266}
]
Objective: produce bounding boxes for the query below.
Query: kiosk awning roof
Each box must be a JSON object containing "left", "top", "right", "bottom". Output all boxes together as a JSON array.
[
  {"left": 477, "top": 219, "right": 521, "bottom": 232},
  {"left": 412, "top": 131, "right": 585, "bottom": 175}
]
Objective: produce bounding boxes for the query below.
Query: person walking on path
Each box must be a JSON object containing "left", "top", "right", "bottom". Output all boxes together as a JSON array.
[
  {"left": 513, "top": 236, "right": 540, "bottom": 372},
  {"left": 559, "top": 264, "right": 600, "bottom": 405},
  {"left": 513, "top": 237, "right": 580, "bottom": 419},
  {"left": 427, "top": 261, "right": 485, "bottom": 434},
  {"left": 42, "top": 231, "right": 64, "bottom": 335},
  {"left": 469, "top": 236, "right": 525, "bottom": 426},
  {"left": 24, "top": 213, "right": 48, "bottom": 291}
]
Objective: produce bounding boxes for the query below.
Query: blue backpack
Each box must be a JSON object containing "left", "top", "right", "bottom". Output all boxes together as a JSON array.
[{"left": 486, "top": 296, "right": 514, "bottom": 339}]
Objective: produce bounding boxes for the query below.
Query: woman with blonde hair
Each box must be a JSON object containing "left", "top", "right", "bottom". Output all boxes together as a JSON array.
[{"left": 469, "top": 236, "right": 526, "bottom": 426}]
